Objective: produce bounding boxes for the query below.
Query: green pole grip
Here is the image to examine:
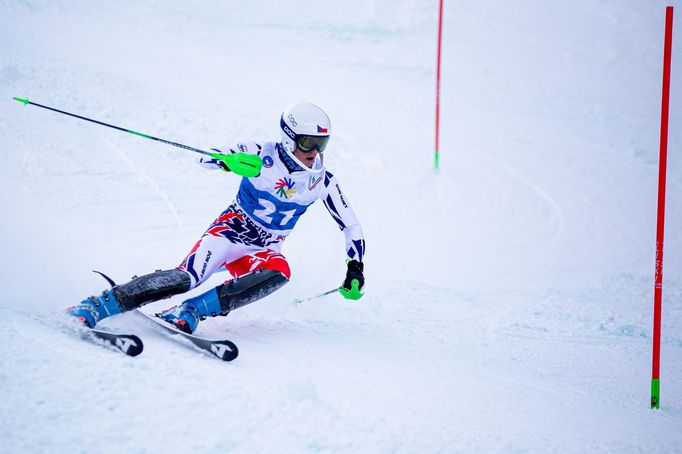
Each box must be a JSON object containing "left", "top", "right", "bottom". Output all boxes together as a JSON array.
[{"left": 338, "top": 279, "right": 363, "bottom": 300}]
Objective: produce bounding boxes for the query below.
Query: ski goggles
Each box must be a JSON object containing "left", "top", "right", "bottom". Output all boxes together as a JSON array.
[
  {"left": 297, "top": 135, "right": 330, "bottom": 153},
  {"left": 281, "top": 117, "right": 330, "bottom": 153}
]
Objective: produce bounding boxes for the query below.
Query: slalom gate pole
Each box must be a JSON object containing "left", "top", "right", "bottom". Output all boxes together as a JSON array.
[
  {"left": 434, "top": 0, "right": 444, "bottom": 171},
  {"left": 13, "top": 97, "right": 215, "bottom": 158},
  {"left": 651, "top": 5, "right": 674, "bottom": 410}
]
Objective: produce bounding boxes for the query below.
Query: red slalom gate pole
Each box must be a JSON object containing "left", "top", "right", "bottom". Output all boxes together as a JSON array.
[
  {"left": 434, "top": 0, "right": 444, "bottom": 170},
  {"left": 651, "top": 5, "right": 674, "bottom": 410}
]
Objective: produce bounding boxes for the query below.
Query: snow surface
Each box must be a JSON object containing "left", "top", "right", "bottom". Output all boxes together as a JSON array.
[{"left": 2, "top": 0, "right": 682, "bottom": 452}]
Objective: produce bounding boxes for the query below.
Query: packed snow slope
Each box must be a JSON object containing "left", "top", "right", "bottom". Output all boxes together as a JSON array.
[{"left": 2, "top": 0, "right": 682, "bottom": 452}]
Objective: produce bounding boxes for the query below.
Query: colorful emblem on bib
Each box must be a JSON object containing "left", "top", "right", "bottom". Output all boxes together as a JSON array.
[{"left": 274, "top": 177, "right": 296, "bottom": 199}]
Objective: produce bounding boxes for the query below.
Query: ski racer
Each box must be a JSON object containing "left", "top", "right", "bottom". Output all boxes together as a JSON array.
[{"left": 67, "top": 103, "right": 366, "bottom": 334}]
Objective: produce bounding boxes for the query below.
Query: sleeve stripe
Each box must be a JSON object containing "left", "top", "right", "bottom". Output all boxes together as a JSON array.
[
  {"left": 352, "top": 239, "right": 365, "bottom": 262},
  {"left": 324, "top": 196, "right": 346, "bottom": 229}
]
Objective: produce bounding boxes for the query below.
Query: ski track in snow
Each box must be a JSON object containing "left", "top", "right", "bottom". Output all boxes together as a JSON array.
[
  {"left": 477, "top": 146, "right": 565, "bottom": 246},
  {"left": 2, "top": 0, "right": 682, "bottom": 452}
]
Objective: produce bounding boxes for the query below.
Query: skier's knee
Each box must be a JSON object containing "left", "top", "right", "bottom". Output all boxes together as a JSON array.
[
  {"left": 217, "top": 269, "right": 288, "bottom": 314},
  {"left": 113, "top": 269, "right": 192, "bottom": 311},
  {"left": 262, "top": 258, "right": 291, "bottom": 280}
]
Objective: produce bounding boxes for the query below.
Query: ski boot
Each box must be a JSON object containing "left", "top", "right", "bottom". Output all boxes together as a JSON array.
[
  {"left": 158, "top": 287, "right": 222, "bottom": 334},
  {"left": 159, "top": 269, "right": 289, "bottom": 334},
  {"left": 67, "top": 269, "right": 192, "bottom": 328},
  {"left": 67, "top": 289, "right": 122, "bottom": 328}
]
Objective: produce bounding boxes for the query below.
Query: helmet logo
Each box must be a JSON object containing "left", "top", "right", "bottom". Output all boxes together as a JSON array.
[
  {"left": 287, "top": 114, "right": 298, "bottom": 127},
  {"left": 282, "top": 124, "right": 296, "bottom": 140}
]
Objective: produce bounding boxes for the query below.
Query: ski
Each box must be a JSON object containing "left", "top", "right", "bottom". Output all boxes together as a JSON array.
[
  {"left": 135, "top": 310, "right": 238, "bottom": 362},
  {"left": 85, "top": 328, "right": 144, "bottom": 357}
]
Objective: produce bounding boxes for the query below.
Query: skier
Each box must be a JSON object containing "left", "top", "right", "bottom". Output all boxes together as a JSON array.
[{"left": 67, "top": 103, "right": 366, "bottom": 334}]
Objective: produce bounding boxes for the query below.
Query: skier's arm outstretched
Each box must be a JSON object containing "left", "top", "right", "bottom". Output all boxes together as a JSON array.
[
  {"left": 197, "top": 142, "right": 262, "bottom": 172},
  {"left": 321, "top": 171, "right": 366, "bottom": 300}
]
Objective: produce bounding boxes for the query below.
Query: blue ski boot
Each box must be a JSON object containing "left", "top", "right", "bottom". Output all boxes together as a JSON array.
[
  {"left": 67, "top": 289, "right": 122, "bottom": 328},
  {"left": 159, "top": 269, "right": 289, "bottom": 333},
  {"left": 158, "top": 287, "right": 222, "bottom": 334}
]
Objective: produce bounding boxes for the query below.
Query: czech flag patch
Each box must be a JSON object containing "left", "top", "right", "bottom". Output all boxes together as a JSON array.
[{"left": 317, "top": 125, "right": 328, "bottom": 134}]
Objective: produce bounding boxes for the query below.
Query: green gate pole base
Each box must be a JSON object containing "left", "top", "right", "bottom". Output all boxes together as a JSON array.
[{"left": 651, "top": 378, "right": 660, "bottom": 409}]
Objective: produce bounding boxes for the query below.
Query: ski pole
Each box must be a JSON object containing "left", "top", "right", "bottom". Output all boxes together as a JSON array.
[
  {"left": 12, "top": 97, "right": 262, "bottom": 177},
  {"left": 293, "top": 288, "right": 338, "bottom": 304}
]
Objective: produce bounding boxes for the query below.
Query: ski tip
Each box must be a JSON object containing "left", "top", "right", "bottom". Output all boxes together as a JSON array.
[
  {"left": 13, "top": 97, "right": 29, "bottom": 105},
  {"left": 122, "top": 334, "right": 144, "bottom": 357},
  {"left": 86, "top": 329, "right": 144, "bottom": 357},
  {"left": 211, "top": 340, "right": 239, "bottom": 362}
]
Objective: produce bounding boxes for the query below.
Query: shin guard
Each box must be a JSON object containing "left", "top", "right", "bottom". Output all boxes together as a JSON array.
[
  {"left": 113, "top": 269, "right": 192, "bottom": 311},
  {"left": 217, "top": 269, "right": 288, "bottom": 314}
]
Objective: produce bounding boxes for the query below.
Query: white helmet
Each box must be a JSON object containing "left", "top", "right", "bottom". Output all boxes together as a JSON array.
[{"left": 280, "top": 102, "right": 331, "bottom": 172}]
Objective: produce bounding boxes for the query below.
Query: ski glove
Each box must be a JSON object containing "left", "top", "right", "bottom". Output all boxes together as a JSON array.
[
  {"left": 339, "top": 259, "right": 364, "bottom": 300},
  {"left": 197, "top": 155, "right": 229, "bottom": 172}
]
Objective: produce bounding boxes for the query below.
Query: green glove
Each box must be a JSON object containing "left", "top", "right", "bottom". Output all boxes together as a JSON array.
[
  {"left": 210, "top": 152, "right": 262, "bottom": 177},
  {"left": 339, "top": 260, "right": 364, "bottom": 300}
]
